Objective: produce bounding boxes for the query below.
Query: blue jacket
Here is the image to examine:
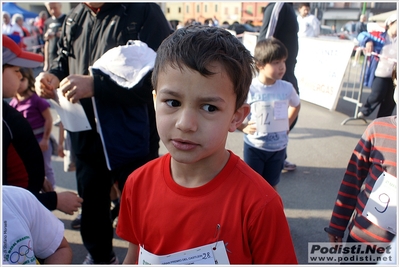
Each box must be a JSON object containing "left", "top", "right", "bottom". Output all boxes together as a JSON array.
[{"left": 357, "top": 31, "right": 387, "bottom": 87}]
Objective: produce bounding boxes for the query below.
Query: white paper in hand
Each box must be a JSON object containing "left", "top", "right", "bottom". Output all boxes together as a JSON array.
[{"left": 50, "top": 90, "right": 91, "bottom": 132}]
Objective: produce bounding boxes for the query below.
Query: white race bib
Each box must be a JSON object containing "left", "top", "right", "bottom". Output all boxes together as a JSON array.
[
  {"left": 138, "top": 241, "right": 230, "bottom": 265},
  {"left": 362, "top": 172, "right": 397, "bottom": 234},
  {"left": 252, "top": 100, "right": 289, "bottom": 134}
]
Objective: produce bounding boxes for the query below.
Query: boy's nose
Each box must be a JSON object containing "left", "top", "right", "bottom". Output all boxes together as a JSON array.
[{"left": 175, "top": 109, "right": 198, "bottom": 132}]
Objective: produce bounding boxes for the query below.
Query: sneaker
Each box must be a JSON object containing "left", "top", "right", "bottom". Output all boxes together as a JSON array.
[
  {"left": 357, "top": 111, "right": 366, "bottom": 119},
  {"left": 283, "top": 160, "right": 296, "bottom": 171},
  {"left": 111, "top": 202, "right": 120, "bottom": 221},
  {"left": 71, "top": 214, "right": 81, "bottom": 230},
  {"left": 113, "top": 216, "right": 118, "bottom": 229},
  {"left": 83, "top": 253, "right": 119, "bottom": 264},
  {"left": 53, "top": 118, "right": 61, "bottom": 127}
]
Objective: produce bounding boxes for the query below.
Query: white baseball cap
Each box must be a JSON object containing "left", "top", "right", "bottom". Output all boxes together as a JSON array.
[{"left": 385, "top": 13, "right": 397, "bottom": 26}]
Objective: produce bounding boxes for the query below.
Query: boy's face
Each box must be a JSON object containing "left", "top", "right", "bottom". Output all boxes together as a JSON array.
[
  {"left": 258, "top": 59, "right": 286, "bottom": 82},
  {"left": 2, "top": 66, "right": 22, "bottom": 98},
  {"left": 155, "top": 62, "right": 249, "bottom": 165}
]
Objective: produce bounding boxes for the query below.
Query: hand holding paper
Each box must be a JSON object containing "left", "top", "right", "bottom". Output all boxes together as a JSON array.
[{"left": 50, "top": 89, "right": 91, "bottom": 132}]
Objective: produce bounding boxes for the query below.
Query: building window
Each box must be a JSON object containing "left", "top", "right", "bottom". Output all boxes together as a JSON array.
[
  {"left": 225, "top": 7, "right": 228, "bottom": 15},
  {"left": 186, "top": 5, "right": 189, "bottom": 13},
  {"left": 246, "top": 6, "right": 253, "bottom": 16},
  {"left": 215, "top": 4, "right": 218, "bottom": 12},
  {"left": 197, "top": 5, "right": 200, "bottom": 13},
  {"left": 205, "top": 5, "right": 207, "bottom": 12},
  {"left": 167, "top": 7, "right": 170, "bottom": 13},
  {"left": 178, "top": 7, "right": 181, "bottom": 13},
  {"left": 235, "top": 7, "right": 239, "bottom": 15}
]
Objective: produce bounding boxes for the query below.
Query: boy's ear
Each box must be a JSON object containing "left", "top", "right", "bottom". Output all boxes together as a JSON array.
[
  {"left": 152, "top": 90, "right": 157, "bottom": 110},
  {"left": 256, "top": 63, "right": 264, "bottom": 70},
  {"left": 229, "top": 103, "right": 250, "bottom": 132}
]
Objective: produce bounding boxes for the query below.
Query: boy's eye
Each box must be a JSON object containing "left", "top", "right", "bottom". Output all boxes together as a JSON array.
[
  {"left": 202, "top": 104, "right": 218, "bottom": 112},
  {"left": 165, "top": 99, "right": 181, "bottom": 107}
]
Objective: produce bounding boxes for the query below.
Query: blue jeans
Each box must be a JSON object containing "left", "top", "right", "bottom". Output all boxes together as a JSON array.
[{"left": 243, "top": 142, "right": 286, "bottom": 187}]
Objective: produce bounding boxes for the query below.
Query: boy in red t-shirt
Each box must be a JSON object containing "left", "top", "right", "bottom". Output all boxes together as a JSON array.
[{"left": 116, "top": 25, "right": 297, "bottom": 264}]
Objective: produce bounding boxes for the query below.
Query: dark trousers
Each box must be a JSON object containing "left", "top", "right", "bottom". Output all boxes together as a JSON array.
[
  {"left": 360, "top": 77, "right": 396, "bottom": 118},
  {"left": 75, "top": 149, "right": 158, "bottom": 263},
  {"left": 284, "top": 71, "right": 299, "bottom": 160}
]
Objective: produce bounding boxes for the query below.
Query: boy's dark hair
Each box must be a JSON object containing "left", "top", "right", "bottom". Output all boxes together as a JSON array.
[
  {"left": 254, "top": 38, "right": 288, "bottom": 70},
  {"left": 151, "top": 25, "right": 255, "bottom": 110},
  {"left": 20, "top": 68, "right": 36, "bottom": 92}
]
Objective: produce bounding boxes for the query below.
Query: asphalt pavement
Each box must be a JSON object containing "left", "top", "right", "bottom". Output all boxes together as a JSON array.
[{"left": 49, "top": 86, "right": 392, "bottom": 264}]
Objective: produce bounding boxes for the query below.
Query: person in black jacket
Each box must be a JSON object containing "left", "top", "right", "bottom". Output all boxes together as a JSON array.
[
  {"left": 258, "top": 2, "right": 300, "bottom": 171},
  {"left": 2, "top": 34, "right": 83, "bottom": 215},
  {"left": 34, "top": 3, "right": 173, "bottom": 264}
]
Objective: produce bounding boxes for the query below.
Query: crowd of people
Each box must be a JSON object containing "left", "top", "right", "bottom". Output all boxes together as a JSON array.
[{"left": 2, "top": 1, "right": 397, "bottom": 265}]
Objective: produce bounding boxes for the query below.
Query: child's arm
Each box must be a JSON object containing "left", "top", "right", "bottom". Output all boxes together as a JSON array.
[
  {"left": 58, "top": 122, "right": 65, "bottom": 157},
  {"left": 39, "top": 108, "right": 53, "bottom": 151},
  {"left": 123, "top": 242, "right": 139, "bottom": 264},
  {"left": 288, "top": 103, "right": 300, "bottom": 129},
  {"left": 43, "top": 237, "right": 73, "bottom": 264},
  {"left": 237, "top": 120, "right": 257, "bottom": 135}
]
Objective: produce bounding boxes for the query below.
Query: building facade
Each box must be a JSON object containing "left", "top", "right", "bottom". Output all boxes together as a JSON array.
[{"left": 12, "top": 2, "right": 398, "bottom": 32}]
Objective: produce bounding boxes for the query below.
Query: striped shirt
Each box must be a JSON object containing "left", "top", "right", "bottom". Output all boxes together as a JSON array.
[{"left": 325, "top": 116, "right": 397, "bottom": 243}]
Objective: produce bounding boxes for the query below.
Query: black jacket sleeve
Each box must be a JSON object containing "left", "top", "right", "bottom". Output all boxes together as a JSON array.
[
  {"left": 131, "top": 3, "right": 173, "bottom": 52},
  {"left": 258, "top": 3, "right": 274, "bottom": 40},
  {"left": 2, "top": 102, "right": 58, "bottom": 211}
]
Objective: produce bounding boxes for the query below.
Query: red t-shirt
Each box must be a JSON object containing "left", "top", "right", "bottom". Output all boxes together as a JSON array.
[
  {"left": 6, "top": 144, "right": 29, "bottom": 189},
  {"left": 117, "top": 151, "right": 297, "bottom": 264}
]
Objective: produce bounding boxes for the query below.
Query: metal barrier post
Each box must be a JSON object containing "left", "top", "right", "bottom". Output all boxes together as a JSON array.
[{"left": 341, "top": 54, "right": 369, "bottom": 125}]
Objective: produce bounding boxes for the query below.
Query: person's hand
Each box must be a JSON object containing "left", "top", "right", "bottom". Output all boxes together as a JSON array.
[
  {"left": 364, "top": 41, "right": 374, "bottom": 55},
  {"left": 42, "top": 177, "right": 54, "bottom": 193},
  {"left": 39, "top": 138, "right": 49, "bottom": 152},
  {"left": 242, "top": 120, "right": 257, "bottom": 135},
  {"left": 56, "top": 191, "right": 83, "bottom": 215},
  {"left": 58, "top": 143, "right": 65, "bottom": 157},
  {"left": 35, "top": 72, "right": 60, "bottom": 99},
  {"left": 59, "top": 75, "right": 94, "bottom": 103},
  {"left": 327, "top": 233, "right": 342, "bottom": 244}
]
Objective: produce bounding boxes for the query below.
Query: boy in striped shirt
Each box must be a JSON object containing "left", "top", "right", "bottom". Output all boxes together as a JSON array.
[{"left": 325, "top": 67, "right": 397, "bottom": 244}]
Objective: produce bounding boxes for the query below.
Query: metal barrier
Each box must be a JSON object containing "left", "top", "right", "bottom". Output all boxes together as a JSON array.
[
  {"left": 341, "top": 49, "right": 368, "bottom": 125},
  {"left": 341, "top": 50, "right": 397, "bottom": 125}
]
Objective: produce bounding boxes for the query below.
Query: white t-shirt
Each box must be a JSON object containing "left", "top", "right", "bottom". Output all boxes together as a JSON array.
[
  {"left": 375, "top": 35, "right": 397, "bottom": 78},
  {"left": 2, "top": 186, "right": 65, "bottom": 264},
  {"left": 244, "top": 78, "right": 300, "bottom": 152},
  {"left": 2, "top": 23, "right": 13, "bottom": 35},
  {"left": 8, "top": 24, "right": 24, "bottom": 37},
  {"left": 297, "top": 14, "right": 320, "bottom": 37}
]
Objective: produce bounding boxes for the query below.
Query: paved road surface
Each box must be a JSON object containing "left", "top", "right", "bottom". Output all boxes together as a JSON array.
[{"left": 49, "top": 87, "right": 390, "bottom": 264}]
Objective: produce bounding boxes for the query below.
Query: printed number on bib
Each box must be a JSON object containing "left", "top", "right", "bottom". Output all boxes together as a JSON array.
[{"left": 362, "top": 172, "right": 397, "bottom": 234}]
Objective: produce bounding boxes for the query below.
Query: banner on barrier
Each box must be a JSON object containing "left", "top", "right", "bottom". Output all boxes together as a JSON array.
[{"left": 295, "top": 37, "right": 355, "bottom": 110}]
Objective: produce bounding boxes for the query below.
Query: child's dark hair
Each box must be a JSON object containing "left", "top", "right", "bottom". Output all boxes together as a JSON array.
[
  {"left": 20, "top": 67, "right": 36, "bottom": 92},
  {"left": 254, "top": 38, "right": 288, "bottom": 71},
  {"left": 151, "top": 25, "right": 256, "bottom": 110}
]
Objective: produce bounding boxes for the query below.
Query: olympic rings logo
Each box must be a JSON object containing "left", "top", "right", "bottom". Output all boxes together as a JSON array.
[{"left": 9, "top": 240, "right": 35, "bottom": 264}]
